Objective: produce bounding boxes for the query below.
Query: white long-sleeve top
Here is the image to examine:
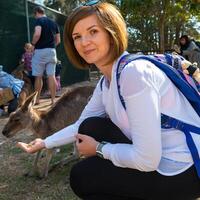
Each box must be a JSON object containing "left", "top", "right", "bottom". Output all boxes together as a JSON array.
[{"left": 44, "top": 52, "right": 200, "bottom": 176}]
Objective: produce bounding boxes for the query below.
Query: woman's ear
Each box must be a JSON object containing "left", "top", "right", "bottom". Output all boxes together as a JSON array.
[{"left": 109, "top": 34, "right": 114, "bottom": 46}]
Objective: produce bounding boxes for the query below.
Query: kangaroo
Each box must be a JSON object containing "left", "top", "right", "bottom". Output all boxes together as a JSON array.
[{"left": 2, "top": 84, "right": 95, "bottom": 178}]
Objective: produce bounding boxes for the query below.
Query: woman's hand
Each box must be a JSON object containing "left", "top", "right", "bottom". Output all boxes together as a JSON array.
[
  {"left": 16, "top": 138, "right": 45, "bottom": 154},
  {"left": 76, "top": 134, "right": 99, "bottom": 157}
]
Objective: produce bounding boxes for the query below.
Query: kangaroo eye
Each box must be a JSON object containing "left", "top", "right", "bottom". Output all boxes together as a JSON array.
[{"left": 13, "top": 117, "right": 20, "bottom": 122}]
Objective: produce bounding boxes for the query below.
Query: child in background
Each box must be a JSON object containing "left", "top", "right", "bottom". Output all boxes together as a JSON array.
[
  {"left": 55, "top": 60, "right": 62, "bottom": 96},
  {"left": 21, "top": 43, "right": 34, "bottom": 84}
]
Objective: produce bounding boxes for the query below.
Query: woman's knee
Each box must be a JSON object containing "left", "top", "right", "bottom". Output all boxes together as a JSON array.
[
  {"left": 70, "top": 159, "right": 93, "bottom": 198},
  {"left": 78, "top": 117, "right": 106, "bottom": 136},
  {"left": 70, "top": 163, "right": 83, "bottom": 197}
]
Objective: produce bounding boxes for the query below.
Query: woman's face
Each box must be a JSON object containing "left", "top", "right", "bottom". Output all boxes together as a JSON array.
[
  {"left": 180, "top": 38, "right": 186, "bottom": 45},
  {"left": 72, "top": 14, "right": 112, "bottom": 67}
]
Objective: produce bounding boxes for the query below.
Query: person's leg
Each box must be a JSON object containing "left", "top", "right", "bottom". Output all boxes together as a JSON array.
[
  {"left": 55, "top": 75, "right": 62, "bottom": 96},
  {"left": 8, "top": 96, "right": 18, "bottom": 113},
  {"left": 70, "top": 117, "right": 200, "bottom": 200},
  {"left": 78, "top": 117, "right": 132, "bottom": 143},
  {"left": 34, "top": 76, "right": 43, "bottom": 104},
  {"left": 47, "top": 75, "right": 56, "bottom": 104},
  {"left": 28, "top": 71, "right": 35, "bottom": 87},
  {"left": 31, "top": 49, "right": 45, "bottom": 104},
  {"left": 45, "top": 49, "right": 57, "bottom": 104},
  {"left": 71, "top": 156, "right": 200, "bottom": 200},
  {"left": 55, "top": 75, "right": 61, "bottom": 91}
]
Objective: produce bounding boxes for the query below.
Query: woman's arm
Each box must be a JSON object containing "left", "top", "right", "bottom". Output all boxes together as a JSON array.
[
  {"left": 17, "top": 81, "right": 106, "bottom": 153},
  {"left": 182, "top": 41, "right": 200, "bottom": 56},
  {"left": 103, "top": 60, "right": 163, "bottom": 171}
]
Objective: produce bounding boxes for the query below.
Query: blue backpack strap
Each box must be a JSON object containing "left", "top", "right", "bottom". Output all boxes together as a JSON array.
[
  {"left": 164, "top": 53, "right": 184, "bottom": 70},
  {"left": 164, "top": 53, "right": 173, "bottom": 66},
  {"left": 117, "top": 54, "right": 200, "bottom": 117},
  {"left": 116, "top": 54, "right": 148, "bottom": 109},
  {"left": 162, "top": 114, "right": 200, "bottom": 177},
  {"left": 116, "top": 54, "right": 200, "bottom": 178},
  {"left": 99, "top": 76, "right": 105, "bottom": 91}
]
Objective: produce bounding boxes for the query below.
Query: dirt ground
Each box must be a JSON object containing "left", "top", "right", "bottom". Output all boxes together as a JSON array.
[
  {"left": 0, "top": 70, "right": 100, "bottom": 200},
  {"left": 0, "top": 96, "right": 81, "bottom": 200}
]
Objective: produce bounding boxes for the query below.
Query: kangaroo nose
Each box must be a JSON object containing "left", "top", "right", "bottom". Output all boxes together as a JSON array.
[
  {"left": 2, "top": 129, "right": 6, "bottom": 135},
  {"left": 2, "top": 129, "right": 8, "bottom": 137}
]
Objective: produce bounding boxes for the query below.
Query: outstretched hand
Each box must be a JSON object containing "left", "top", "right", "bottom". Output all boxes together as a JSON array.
[{"left": 16, "top": 138, "right": 45, "bottom": 154}]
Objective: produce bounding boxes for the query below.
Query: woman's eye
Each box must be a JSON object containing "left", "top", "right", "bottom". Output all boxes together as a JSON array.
[
  {"left": 73, "top": 35, "right": 81, "bottom": 41},
  {"left": 90, "top": 29, "right": 97, "bottom": 35}
]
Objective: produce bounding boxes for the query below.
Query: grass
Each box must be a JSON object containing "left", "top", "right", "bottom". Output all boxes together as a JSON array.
[
  {"left": 0, "top": 131, "right": 80, "bottom": 200},
  {"left": 0, "top": 81, "right": 100, "bottom": 200}
]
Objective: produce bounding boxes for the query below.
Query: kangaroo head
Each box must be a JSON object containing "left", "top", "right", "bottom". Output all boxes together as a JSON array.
[{"left": 2, "top": 92, "right": 38, "bottom": 138}]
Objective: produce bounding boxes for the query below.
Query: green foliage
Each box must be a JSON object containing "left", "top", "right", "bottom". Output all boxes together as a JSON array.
[
  {"left": 45, "top": 0, "right": 200, "bottom": 52},
  {"left": 118, "top": 0, "right": 200, "bottom": 52},
  {"left": 44, "top": 0, "right": 80, "bottom": 14}
]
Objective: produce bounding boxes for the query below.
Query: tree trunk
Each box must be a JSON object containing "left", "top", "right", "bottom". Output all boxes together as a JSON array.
[{"left": 159, "top": 17, "right": 165, "bottom": 53}]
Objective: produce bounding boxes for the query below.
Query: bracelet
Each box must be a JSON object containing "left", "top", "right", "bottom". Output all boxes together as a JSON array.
[{"left": 96, "top": 141, "right": 107, "bottom": 158}]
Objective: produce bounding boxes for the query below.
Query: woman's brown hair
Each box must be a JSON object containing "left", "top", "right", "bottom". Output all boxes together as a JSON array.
[{"left": 63, "top": 2, "right": 128, "bottom": 69}]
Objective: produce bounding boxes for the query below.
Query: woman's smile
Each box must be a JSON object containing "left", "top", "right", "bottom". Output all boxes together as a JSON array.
[
  {"left": 72, "top": 14, "right": 112, "bottom": 67},
  {"left": 83, "top": 48, "right": 96, "bottom": 56}
]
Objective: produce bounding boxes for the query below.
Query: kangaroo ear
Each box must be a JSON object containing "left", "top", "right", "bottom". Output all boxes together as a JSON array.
[{"left": 21, "top": 91, "right": 38, "bottom": 112}]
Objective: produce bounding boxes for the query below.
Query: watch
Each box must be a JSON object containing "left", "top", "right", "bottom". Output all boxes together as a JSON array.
[{"left": 96, "top": 141, "right": 107, "bottom": 158}]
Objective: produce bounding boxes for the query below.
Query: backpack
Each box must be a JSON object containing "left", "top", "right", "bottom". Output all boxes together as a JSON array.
[{"left": 100, "top": 53, "right": 200, "bottom": 177}]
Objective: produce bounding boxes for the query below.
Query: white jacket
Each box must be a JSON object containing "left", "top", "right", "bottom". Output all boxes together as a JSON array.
[{"left": 44, "top": 52, "right": 200, "bottom": 176}]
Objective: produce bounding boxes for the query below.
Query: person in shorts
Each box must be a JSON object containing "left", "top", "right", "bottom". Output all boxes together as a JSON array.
[{"left": 31, "top": 6, "right": 60, "bottom": 104}]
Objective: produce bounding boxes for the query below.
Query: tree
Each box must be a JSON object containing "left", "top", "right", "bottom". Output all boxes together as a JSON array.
[
  {"left": 44, "top": 0, "right": 200, "bottom": 53},
  {"left": 117, "top": 0, "right": 200, "bottom": 52},
  {"left": 44, "top": 0, "right": 80, "bottom": 14}
]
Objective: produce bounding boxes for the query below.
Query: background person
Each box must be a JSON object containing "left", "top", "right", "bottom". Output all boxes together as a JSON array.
[
  {"left": 179, "top": 34, "right": 200, "bottom": 68},
  {"left": 31, "top": 6, "right": 60, "bottom": 105},
  {"left": 20, "top": 43, "right": 34, "bottom": 85},
  {"left": 17, "top": 2, "right": 200, "bottom": 200},
  {"left": 55, "top": 59, "right": 62, "bottom": 96},
  {"left": 0, "top": 65, "right": 24, "bottom": 114}
]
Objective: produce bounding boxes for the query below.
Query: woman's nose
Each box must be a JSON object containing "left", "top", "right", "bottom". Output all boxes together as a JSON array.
[{"left": 81, "top": 36, "right": 91, "bottom": 46}]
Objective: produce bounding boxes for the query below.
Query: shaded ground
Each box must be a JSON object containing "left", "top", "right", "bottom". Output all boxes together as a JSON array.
[
  {"left": 0, "top": 78, "right": 100, "bottom": 200},
  {"left": 0, "top": 99, "right": 80, "bottom": 200}
]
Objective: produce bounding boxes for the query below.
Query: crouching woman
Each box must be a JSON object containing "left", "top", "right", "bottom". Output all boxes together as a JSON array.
[{"left": 17, "top": 2, "right": 200, "bottom": 200}]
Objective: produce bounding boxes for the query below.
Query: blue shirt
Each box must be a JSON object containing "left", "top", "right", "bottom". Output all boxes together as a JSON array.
[{"left": 34, "top": 16, "right": 60, "bottom": 49}]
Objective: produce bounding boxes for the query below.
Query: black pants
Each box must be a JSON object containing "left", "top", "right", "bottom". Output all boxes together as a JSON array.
[
  {"left": 8, "top": 96, "right": 18, "bottom": 113},
  {"left": 70, "top": 117, "right": 200, "bottom": 200},
  {"left": 0, "top": 96, "right": 18, "bottom": 114}
]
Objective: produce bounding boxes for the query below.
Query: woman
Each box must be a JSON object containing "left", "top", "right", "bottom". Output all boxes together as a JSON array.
[
  {"left": 179, "top": 35, "right": 200, "bottom": 68},
  {"left": 17, "top": 2, "right": 200, "bottom": 199}
]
